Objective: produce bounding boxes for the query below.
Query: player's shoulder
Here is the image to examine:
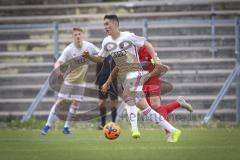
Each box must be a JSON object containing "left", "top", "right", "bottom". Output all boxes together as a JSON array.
[
  {"left": 83, "top": 40, "right": 96, "bottom": 47},
  {"left": 121, "top": 31, "right": 134, "bottom": 37},
  {"left": 102, "top": 36, "right": 111, "bottom": 43},
  {"left": 63, "top": 42, "right": 74, "bottom": 52}
]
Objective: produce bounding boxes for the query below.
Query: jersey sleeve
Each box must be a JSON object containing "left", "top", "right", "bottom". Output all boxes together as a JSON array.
[
  {"left": 57, "top": 46, "right": 70, "bottom": 63},
  {"left": 98, "top": 39, "right": 108, "bottom": 57},
  {"left": 88, "top": 43, "right": 100, "bottom": 55},
  {"left": 128, "top": 33, "right": 146, "bottom": 47}
]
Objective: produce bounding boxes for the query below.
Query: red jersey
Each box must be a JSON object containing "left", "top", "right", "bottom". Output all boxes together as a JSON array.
[
  {"left": 138, "top": 47, "right": 160, "bottom": 85},
  {"left": 138, "top": 47, "right": 161, "bottom": 98}
]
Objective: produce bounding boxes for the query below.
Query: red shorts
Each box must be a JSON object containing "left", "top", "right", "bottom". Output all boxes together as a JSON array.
[{"left": 142, "top": 77, "right": 161, "bottom": 104}]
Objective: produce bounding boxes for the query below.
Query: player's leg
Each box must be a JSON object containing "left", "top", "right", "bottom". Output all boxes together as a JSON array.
[
  {"left": 137, "top": 97, "right": 181, "bottom": 142},
  {"left": 63, "top": 100, "right": 80, "bottom": 134},
  {"left": 148, "top": 89, "right": 188, "bottom": 142},
  {"left": 144, "top": 83, "right": 173, "bottom": 135},
  {"left": 98, "top": 99, "right": 107, "bottom": 129},
  {"left": 110, "top": 99, "right": 118, "bottom": 123},
  {"left": 156, "top": 97, "right": 193, "bottom": 115},
  {"left": 41, "top": 98, "right": 65, "bottom": 135},
  {"left": 97, "top": 87, "right": 108, "bottom": 130},
  {"left": 122, "top": 87, "right": 140, "bottom": 139},
  {"left": 177, "top": 96, "right": 193, "bottom": 112},
  {"left": 109, "top": 80, "right": 119, "bottom": 123}
]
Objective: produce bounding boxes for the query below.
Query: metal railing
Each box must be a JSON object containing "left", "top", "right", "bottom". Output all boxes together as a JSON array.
[
  {"left": 202, "top": 17, "right": 240, "bottom": 124},
  {"left": 0, "top": 17, "right": 237, "bottom": 122},
  {"left": 21, "top": 22, "right": 60, "bottom": 122}
]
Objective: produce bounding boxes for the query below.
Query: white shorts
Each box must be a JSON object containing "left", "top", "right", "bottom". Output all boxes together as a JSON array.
[
  {"left": 121, "top": 70, "right": 149, "bottom": 99},
  {"left": 58, "top": 81, "right": 86, "bottom": 101}
]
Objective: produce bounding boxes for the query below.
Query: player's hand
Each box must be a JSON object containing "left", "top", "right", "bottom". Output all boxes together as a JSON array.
[
  {"left": 81, "top": 50, "right": 90, "bottom": 58},
  {"left": 159, "top": 64, "right": 169, "bottom": 76},
  {"left": 55, "top": 67, "right": 64, "bottom": 78},
  {"left": 141, "top": 72, "right": 151, "bottom": 83},
  {"left": 101, "top": 83, "right": 110, "bottom": 94}
]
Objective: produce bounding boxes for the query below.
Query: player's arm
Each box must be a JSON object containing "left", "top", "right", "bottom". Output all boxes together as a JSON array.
[
  {"left": 143, "top": 41, "right": 168, "bottom": 77},
  {"left": 101, "top": 67, "right": 119, "bottom": 93},
  {"left": 53, "top": 60, "right": 65, "bottom": 77},
  {"left": 82, "top": 50, "right": 104, "bottom": 63},
  {"left": 54, "top": 60, "right": 63, "bottom": 69}
]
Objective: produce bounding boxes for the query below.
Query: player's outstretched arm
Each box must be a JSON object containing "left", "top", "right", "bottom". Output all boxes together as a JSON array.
[
  {"left": 143, "top": 41, "right": 169, "bottom": 77},
  {"left": 82, "top": 51, "right": 104, "bottom": 63},
  {"left": 101, "top": 67, "right": 119, "bottom": 93}
]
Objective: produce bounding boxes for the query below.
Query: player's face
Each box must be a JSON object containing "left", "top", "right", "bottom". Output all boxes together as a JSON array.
[
  {"left": 104, "top": 19, "right": 117, "bottom": 35},
  {"left": 72, "top": 30, "right": 83, "bottom": 45}
]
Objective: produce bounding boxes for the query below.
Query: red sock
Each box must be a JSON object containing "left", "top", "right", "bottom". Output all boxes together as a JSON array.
[
  {"left": 155, "top": 107, "right": 170, "bottom": 134},
  {"left": 161, "top": 101, "right": 180, "bottom": 114}
]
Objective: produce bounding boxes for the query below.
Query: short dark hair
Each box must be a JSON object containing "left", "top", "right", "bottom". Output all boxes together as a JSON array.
[
  {"left": 73, "top": 27, "right": 83, "bottom": 32},
  {"left": 104, "top": 14, "right": 119, "bottom": 25}
]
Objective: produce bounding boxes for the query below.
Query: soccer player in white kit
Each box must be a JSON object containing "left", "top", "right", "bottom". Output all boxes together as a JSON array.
[
  {"left": 83, "top": 15, "right": 181, "bottom": 142},
  {"left": 41, "top": 27, "right": 99, "bottom": 135}
]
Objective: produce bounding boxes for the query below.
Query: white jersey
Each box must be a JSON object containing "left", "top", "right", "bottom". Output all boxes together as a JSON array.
[
  {"left": 58, "top": 41, "right": 99, "bottom": 84},
  {"left": 98, "top": 31, "right": 146, "bottom": 79},
  {"left": 59, "top": 41, "right": 99, "bottom": 63}
]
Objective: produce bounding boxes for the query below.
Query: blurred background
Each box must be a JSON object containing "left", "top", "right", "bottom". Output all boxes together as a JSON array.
[{"left": 0, "top": 0, "right": 239, "bottom": 126}]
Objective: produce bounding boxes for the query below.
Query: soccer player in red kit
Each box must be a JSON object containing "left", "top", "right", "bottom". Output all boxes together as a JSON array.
[{"left": 138, "top": 47, "right": 193, "bottom": 142}]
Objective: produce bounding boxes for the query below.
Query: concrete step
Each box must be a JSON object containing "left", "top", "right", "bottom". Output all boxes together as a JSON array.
[
  {"left": 148, "top": 25, "right": 235, "bottom": 37},
  {"left": 0, "top": 108, "right": 237, "bottom": 122},
  {"left": 0, "top": 82, "right": 235, "bottom": 99},
  {"left": 170, "top": 82, "right": 236, "bottom": 96},
  {"left": 161, "top": 95, "right": 236, "bottom": 110},
  {"left": 0, "top": 10, "right": 240, "bottom": 24},
  {"left": 0, "top": 62, "right": 97, "bottom": 73},
  {"left": 0, "top": 35, "right": 235, "bottom": 44},
  {"left": 0, "top": 97, "right": 99, "bottom": 112},
  {"left": 0, "top": 22, "right": 235, "bottom": 39},
  {"left": 0, "top": 62, "right": 53, "bottom": 74},
  {"left": 162, "top": 69, "right": 233, "bottom": 83},
  {"left": 0, "top": 46, "right": 235, "bottom": 63},
  {"left": 156, "top": 46, "right": 235, "bottom": 59},
  {"left": 163, "top": 58, "right": 235, "bottom": 70},
  {"left": 150, "top": 35, "right": 235, "bottom": 48},
  {"left": 0, "top": 72, "right": 96, "bottom": 85},
  {"left": 0, "top": 85, "right": 55, "bottom": 99},
  {"left": 0, "top": 51, "right": 54, "bottom": 63},
  {"left": 0, "top": 83, "right": 99, "bottom": 99},
  {"left": 2, "top": 24, "right": 233, "bottom": 40},
  {"left": 0, "top": 58, "right": 234, "bottom": 74},
  {"left": 0, "top": 69, "right": 233, "bottom": 85},
  {"left": 1, "top": 0, "right": 240, "bottom": 16},
  {"left": 0, "top": 95, "right": 236, "bottom": 115},
  {"left": 0, "top": 35, "right": 235, "bottom": 52}
]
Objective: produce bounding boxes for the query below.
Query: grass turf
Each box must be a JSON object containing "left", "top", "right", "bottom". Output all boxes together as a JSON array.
[{"left": 0, "top": 127, "right": 240, "bottom": 160}]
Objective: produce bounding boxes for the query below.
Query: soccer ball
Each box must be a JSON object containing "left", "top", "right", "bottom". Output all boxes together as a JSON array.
[{"left": 103, "top": 122, "right": 121, "bottom": 140}]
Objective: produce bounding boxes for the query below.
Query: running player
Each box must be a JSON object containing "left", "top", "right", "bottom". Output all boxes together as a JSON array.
[
  {"left": 83, "top": 14, "right": 181, "bottom": 142},
  {"left": 138, "top": 47, "right": 193, "bottom": 142},
  {"left": 95, "top": 55, "right": 119, "bottom": 129},
  {"left": 41, "top": 27, "right": 99, "bottom": 135}
]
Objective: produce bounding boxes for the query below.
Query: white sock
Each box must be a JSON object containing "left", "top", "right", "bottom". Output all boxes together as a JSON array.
[
  {"left": 141, "top": 106, "right": 176, "bottom": 133},
  {"left": 64, "top": 104, "right": 78, "bottom": 128},
  {"left": 46, "top": 103, "right": 57, "bottom": 127},
  {"left": 126, "top": 105, "right": 138, "bottom": 131}
]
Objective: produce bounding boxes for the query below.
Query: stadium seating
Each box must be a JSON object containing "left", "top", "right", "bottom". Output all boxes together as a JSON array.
[{"left": 0, "top": 0, "right": 238, "bottom": 122}]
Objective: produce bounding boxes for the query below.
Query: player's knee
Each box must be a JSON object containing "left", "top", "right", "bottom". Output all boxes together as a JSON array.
[
  {"left": 150, "top": 102, "right": 159, "bottom": 109},
  {"left": 136, "top": 98, "right": 149, "bottom": 110},
  {"left": 72, "top": 100, "right": 80, "bottom": 109},
  {"left": 98, "top": 99, "right": 106, "bottom": 108},
  {"left": 124, "top": 97, "right": 135, "bottom": 106},
  {"left": 149, "top": 96, "right": 161, "bottom": 109},
  {"left": 110, "top": 99, "right": 118, "bottom": 107},
  {"left": 57, "top": 99, "right": 66, "bottom": 106}
]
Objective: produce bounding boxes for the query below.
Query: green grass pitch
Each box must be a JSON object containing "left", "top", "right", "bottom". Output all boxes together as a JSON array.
[{"left": 0, "top": 127, "right": 240, "bottom": 160}]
